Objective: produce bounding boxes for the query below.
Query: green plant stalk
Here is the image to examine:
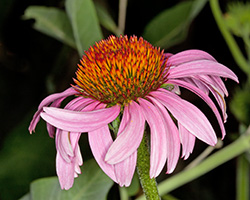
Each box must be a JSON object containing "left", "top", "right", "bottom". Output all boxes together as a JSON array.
[
  {"left": 136, "top": 133, "right": 161, "bottom": 200},
  {"left": 209, "top": 0, "right": 250, "bottom": 76},
  {"left": 137, "top": 126, "right": 250, "bottom": 200},
  {"left": 119, "top": 187, "right": 129, "bottom": 200},
  {"left": 236, "top": 154, "right": 249, "bottom": 200}
]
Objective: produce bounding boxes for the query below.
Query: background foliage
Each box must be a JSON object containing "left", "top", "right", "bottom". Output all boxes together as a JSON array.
[{"left": 0, "top": 0, "right": 248, "bottom": 199}]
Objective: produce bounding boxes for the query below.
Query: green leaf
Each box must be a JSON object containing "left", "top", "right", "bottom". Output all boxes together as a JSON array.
[
  {"left": 94, "top": 2, "right": 121, "bottom": 36},
  {"left": 143, "top": 0, "right": 207, "bottom": 49},
  {"left": 65, "top": 0, "right": 103, "bottom": 55},
  {"left": 23, "top": 6, "right": 76, "bottom": 48},
  {"left": 22, "top": 159, "right": 113, "bottom": 200},
  {"left": 230, "top": 86, "right": 250, "bottom": 125},
  {"left": 19, "top": 193, "right": 31, "bottom": 200},
  {"left": 0, "top": 112, "right": 55, "bottom": 200},
  {"left": 125, "top": 173, "right": 140, "bottom": 196}
]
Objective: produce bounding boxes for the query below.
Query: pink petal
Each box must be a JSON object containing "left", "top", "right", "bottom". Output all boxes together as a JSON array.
[
  {"left": 196, "top": 75, "right": 228, "bottom": 122},
  {"left": 167, "top": 60, "right": 239, "bottom": 83},
  {"left": 56, "top": 130, "right": 73, "bottom": 163},
  {"left": 167, "top": 79, "right": 226, "bottom": 138},
  {"left": 66, "top": 96, "right": 96, "bottom": 111},
  {"left": 56, "top": 149, "right": 82, "bottom": 190},
  {"left": 49, "top": 97, "right": 95, "bottom": 137},
  {"left": 200, "top": 75, "right": 228, "bottom": 96},
  {"left": 178, "top": 122, "right": 195, "bottom": 160},
  {"left": 55, "top": 97, "right": 97, "bottom": 163},
  {"left": 151, "top": 90, "right": 217, "bottom": 146},
  {"left": 167, "top": 50, "right": 216, "bottom": 66},
  {"left": 105, "top": 101, "right": 145, "bottom": 164},
  {"left": 211, "top": 76, "right": 228, "bottom": 96},
  {"left": 75, "top": 144, "right": 83, "bottom": 167},
  {"left": 181, "top": 77, "right": 209, "bottom": 95},
  {"left": 39, "top": 87, "right": 77, "bottom": 110},
  {"left": 88, "top": 125, "right": 117, "bottom": 183},
  {"left": 113, "top": 105, "right": 137, "bottom": 186},
  {"left": 114, "top": 152, "right": 137, "bottom": 187},
  {"left": 29, "top": 87, "right": 78, "bottom": 133},
  {"left": 148, "top": 96, "right": 180, "bottom": 174},
  {"left": 40, "top": 105, "right": 120, "bottom": 132},
  {"left": 138, "top": 98, "right": 167, "bottom": 177}
]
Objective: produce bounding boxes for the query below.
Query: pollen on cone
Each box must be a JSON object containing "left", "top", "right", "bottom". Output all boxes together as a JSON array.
[{"left": 73, "top": 35, "right": 168, "bottom": 105}]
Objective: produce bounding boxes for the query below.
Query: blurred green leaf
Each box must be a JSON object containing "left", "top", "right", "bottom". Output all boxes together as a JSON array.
[
  {"left": 65, "top": 0, "right": 103, "bottom": 55},
  {"left": 230, "top": 86, "right": 250, "bottom": 125},
  {"left": 143, "top": 0, "right": 207, "bottom": 49},
  {"left": 0, "top": 113, "right": 55, "bottom": 200},
  {"left": 161, "top": 194, "right": 180, "bottom": 200},
  {"left": 125, "top": 173, "right": 140, "bottom": 196},
  {"left": 21, "top": 159, "right": 113, "bottom": 200},
  {"left": 94, "top": 2, "right": 121, "bottom": 36},
  {"left": 20, "top": 193, "right": 31, "bottom": 200},
  {"left": 119, "top": 173, "right": 140, "bottom": 199},
  {"left": 23, "top": 6, "right": 76, "bottom": 48},
  {"left": 225, "top": 2, "right": 250, "bottom": 38}
]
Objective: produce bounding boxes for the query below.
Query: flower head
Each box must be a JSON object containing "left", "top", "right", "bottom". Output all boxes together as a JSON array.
[
  {"left": 73, "top": 35, "right": 167, "bottom": 105},
  {"left": 29, "top": 35, "right": 238, "bottom": 190}
]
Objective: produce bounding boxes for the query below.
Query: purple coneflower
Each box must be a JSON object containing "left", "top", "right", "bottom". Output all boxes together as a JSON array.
[{"left": 29, "top": 35, "right": 238, "bottom": 190}]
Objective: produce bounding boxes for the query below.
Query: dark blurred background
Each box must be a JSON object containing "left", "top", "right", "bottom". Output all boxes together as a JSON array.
[{"left": 0, "top": 0, "right": 244, "bottom": 199}]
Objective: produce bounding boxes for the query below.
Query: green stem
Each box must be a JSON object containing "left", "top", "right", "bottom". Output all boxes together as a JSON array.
[
  {"left": 236, "top": 154, "right": 249, "bottom": 200},
  {"left": 209, "top": 0, "right": 250, "bottom": 76},
  {"left": 137, "top": 126, "right": 250, "bottom": 200},
  {"left": 136, "top": 133, "right": 161, "bottom": 200}
]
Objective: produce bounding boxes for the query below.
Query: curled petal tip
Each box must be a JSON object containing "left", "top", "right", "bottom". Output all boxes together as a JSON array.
[{"left": 166, "top": 168, "right": 174, "bottom": 174}]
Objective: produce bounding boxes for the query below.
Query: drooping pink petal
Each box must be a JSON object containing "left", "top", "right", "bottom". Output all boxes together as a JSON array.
[
  {"left": 178, "top": 122, "right": 196, "bottom": 160},
  {"left": 46, "top": 98, "right": 65, "bottom": 137},
  {"left": 56, "top": 148, "right": 83, "bottom": 190},
  {"left": 138, "top": 98, "right": 167, "bottom": 177},
  {"left": 29, "top": 87, "right": 78, "bottom": 133},
  {"left": 148, "top": 96, "right": 180, "bottom": 174},
  {"left": 167, "top": 79, "right": 226, "bottom": 138},
  {"left": 203, "top": 81, "right": 227, "bottom": 122},
  {"left": 105, "top": 101, "right": 145, "bottom": 164},
  {"left": 112, "top": 105, "right": 137, "bottom": 186},
  {"left": 195, "top": 75, "right": 228, "bottom": 122},
  {"left": 114, "top": 152, "right": 137, "bottom": 187},
  {"left": 151, "top": 89, "right": 217, "bottom": 146},
  {"left": 167, "top": 60, "right": 239, "bottom": 83},
  {"left": 40, "top": 105, "right": 120, "bottom": 132},
  {"left": 167, "top": 50, "right": 216, "bottom": 66},
  {"left": 56, "top": 130, "right": 74, "bottom": 163},
  {"left": 199, "top": 75, "right": 228, "bottom": 97},
  {"left": 56, "top": 151, "right": 75, "bottom": 190},
  {"left": 180, "top": 77, "right": 209, "bottom": 95},
  {"left": 211, "top": 76, "right": 228, "bottom": 96},
  {"left": 75, "top": 144, "right": 83, "bottom": 168},
  {"left": 88, "top": 125, "right": 117, "bottom": 183},
  {"left": 55, "top": 97, "right": 97, "bottom": 162},
  {"left": 66, "top": 96, "right": 96, "bottom": 111},
  {"left": 179, "top": 75, "right": 229, "bottom": 122}
]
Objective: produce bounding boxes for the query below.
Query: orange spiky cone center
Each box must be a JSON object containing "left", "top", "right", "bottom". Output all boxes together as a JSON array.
[{"left": 73, "top": 35, "right": 168, "bottom": 105}]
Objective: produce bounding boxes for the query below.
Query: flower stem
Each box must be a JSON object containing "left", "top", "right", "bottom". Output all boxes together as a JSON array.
[
  {"left": 209, "top": 0, "right": 250, "bottom": 76},
  {"left": 136, "top": 133, "right": 161, "bottom": 200}
]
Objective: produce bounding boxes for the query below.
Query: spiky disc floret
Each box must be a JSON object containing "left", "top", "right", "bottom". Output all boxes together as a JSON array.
[{"left": 73, "top": 35, "right": 168, "bottom": 105}]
